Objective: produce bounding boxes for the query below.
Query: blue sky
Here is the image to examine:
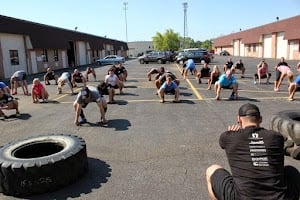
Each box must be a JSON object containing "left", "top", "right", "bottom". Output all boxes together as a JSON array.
[{"left": 0, "top": 0, "right": 299, "bottom": 42}]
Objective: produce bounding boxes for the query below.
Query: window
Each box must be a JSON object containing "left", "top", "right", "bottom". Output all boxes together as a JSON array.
[
  {"left": 9, "top": 50, "right": 19, "bottom": 65},
  {"left": 247, "top": 46, "right": 251, "bottom": 52},
  {"left": 54, "top": 50, "right": 58, "bottom": 61},
  {"left": 253, "top": 44, "right": 256, "bottom": 52},
  {"left": 42, "top": 49, "right": 48, "bottom": 62}
]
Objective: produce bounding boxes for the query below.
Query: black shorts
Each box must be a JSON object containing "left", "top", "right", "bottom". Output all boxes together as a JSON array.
[
  {"left": 276, "top": 69, "right": 282, "bottom": 81},
  {"left": 211, "top": 168, "right": 237, "bottom": 200},
  {"left": 107, "top": 84, "right": 118, "bottom": 89},
  {"left": 221, "top": 85, "right": 232, "bottom": 89},
  {"left": 46, "top": 73, "right": 55, "bottom": 80},
  {"left": 211, "top": 76, "right": 219, "bottom": 84},
  {"left": 211, "top": 166, "right": 300, "bottom": 200},
  {"left": 164, "top": 89, "right": 175, "bottom": 94},
  {"left": 254, "top": 73, "right": 271, "bottom": 79},
  {"left": 22, "top": 73, "right": 27, "bottom": 80},
  {"left": 74, "top": 78, "right": 83, "bottom": 83},
  {"left": 284, "top": 165, "right": 300, "bottom": 199}
]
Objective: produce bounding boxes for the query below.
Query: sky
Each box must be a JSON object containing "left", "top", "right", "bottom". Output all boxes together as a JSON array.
[{"left": 0, "top": 0, "right": 299, "bottom": 42}]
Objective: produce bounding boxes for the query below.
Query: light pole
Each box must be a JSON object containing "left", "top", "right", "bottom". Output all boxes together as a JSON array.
[
  {"left": 183, "top": 2, "right": 188, "bottom": 49},
  {"left": 123, "top": 2, "right": 128, "bottom": 42}
]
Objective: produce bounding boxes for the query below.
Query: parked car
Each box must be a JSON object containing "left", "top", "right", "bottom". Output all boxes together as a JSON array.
[
  {"left": 176, "top": 49, "right": 211, "bottom": 64},
  {"left": 138, "top": 51, "right": 169, "bottom": 64},
  {"left": 175, "top": 51, "right": 187, "bottom": 62},
  {"left": 96, "top": 55, "right": 125, "bottom": 65},
  {"left": 219, "top": 50, "right": 230, "bottom": 56}
]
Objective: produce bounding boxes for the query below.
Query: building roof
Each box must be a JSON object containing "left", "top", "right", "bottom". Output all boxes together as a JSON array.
[
  {"left": 213, "top": 15, "right": 300, "bottom": 47},
  {"left": 0, "top": 15, "right": 128, "bottom": 50}
]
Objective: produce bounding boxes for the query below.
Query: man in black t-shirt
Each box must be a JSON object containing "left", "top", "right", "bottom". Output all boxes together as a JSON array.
[
  {"left": 223, "top": 58, "right": 233, "bottom": 72},
  {"left": 206, "top": 103, "right": 300, "bottom": 200},
  {"left": 231, "top": 59, "right": 246, "bottom": 78},
  {"left": 71, "top": 69, "right": 87, "bottom": 88},
  {"left": 115, "top": 63, "right": 128, "bottom": 82},
  {"left": 197, "top": 63, "right": 211, "bottom": 84}
]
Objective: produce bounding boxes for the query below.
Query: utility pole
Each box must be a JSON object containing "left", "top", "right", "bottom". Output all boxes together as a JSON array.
[
  {"left": 123, "top": 2, "right": 128, "bottom": 42},
  {"left": 183, "top": 2, "right": 188, "bottom": 49}
]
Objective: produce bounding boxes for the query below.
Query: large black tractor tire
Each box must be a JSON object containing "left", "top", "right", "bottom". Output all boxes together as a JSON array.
[
  {"left": 270, "top": 110, "right": 300, "bottom": 159},
  {"left": 0, "top": 134, "right": 88, "bottom": 197}
]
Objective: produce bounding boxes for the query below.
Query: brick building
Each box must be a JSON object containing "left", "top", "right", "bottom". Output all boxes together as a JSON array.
[
  {"left": 213, "top": 15, "right": 300, "bottom": 60},
  {"left": 0, "top": 15, "right": 128, "bottom": 79}
]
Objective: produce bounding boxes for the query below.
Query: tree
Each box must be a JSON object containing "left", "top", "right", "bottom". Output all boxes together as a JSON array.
[
  {"left": 152, "top": 29, "right": 180, "bottom": 51},
  {"left": 152, "top": 29, "right": 213, "bottom": 51}
]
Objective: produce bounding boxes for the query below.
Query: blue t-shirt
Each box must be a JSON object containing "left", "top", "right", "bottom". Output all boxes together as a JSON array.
[
  {"left": 160, "top": 81, "right": 178, "bottom": 92},
  {"left": 295, "top": 75, "right": 300, "bottom": 85},
  {"left": 186, "top": 59, "right": 195, "bottom": 70},
  {"left": 0, "top": 82, "right": 7, "bottom": 89},
  {"left": 218, "top": 74, "right": 237, "bottom": 87}
]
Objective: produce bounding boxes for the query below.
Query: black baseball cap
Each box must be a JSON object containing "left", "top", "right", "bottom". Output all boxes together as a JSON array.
[{"left": 238, "top": 103, "right": 261, "bottom": 117}]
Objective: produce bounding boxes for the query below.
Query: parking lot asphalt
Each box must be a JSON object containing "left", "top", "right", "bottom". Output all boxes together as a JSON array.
[{"left": 1, "top": 55, "right": 300, "bottom": 200}]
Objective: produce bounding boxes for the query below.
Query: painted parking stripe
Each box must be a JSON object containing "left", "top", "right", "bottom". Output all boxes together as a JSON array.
[{"left": 175, "top": 63, "right": 203, "bottom": 100}]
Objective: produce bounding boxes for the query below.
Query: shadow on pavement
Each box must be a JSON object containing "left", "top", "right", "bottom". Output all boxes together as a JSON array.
[
  {"left": 180, "top": 92, "right": 193, "bottom": 97},
  {"left": 0, "top": 113, "right": 32, "bottom": 121},
  {"left": 28, "top": 158, "right": 111, "bottom": 200},
  {"left": 102, "top": 118, "right": 131, "bottom": 131}
]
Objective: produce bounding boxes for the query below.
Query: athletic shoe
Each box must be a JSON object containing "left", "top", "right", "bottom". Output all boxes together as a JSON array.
[
  {"left": 288, "top": 98, "right": 295, "bottom": 101},
  {"left": 254, "top": 81, "right": 257, "bottom": 85},
  {"left": 229, "top": 94, "right": 235, "bottom": 100},
  {"left": 197, "top": 78, "right": 202, "bottom": 84},
  {"left": 79, "top": 118, "right": 87, "bottom": 124},
  {"left": 16, "top": 112, "right": 20, "bottom": 117}
]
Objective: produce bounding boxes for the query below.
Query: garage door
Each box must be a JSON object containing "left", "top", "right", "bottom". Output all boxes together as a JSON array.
[
  {"left": 276, "top": 32, "right": 287, "bottom": 59},
  {"left": 263, "top": 34, "right": 272, "bottom": 58},
  {"left": 233, "top": 40, "right": 239, "bottom": 56}
]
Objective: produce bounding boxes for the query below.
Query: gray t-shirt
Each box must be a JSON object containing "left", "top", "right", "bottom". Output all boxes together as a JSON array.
[
  {"left": 75, "top": 86, "right": 103, "bottom": 105},
  {"left": 11, "top": 70, "right": 26, "bottom": 81}
]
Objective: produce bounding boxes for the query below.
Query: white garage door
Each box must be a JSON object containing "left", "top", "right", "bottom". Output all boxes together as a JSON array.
[
  {"left": 233, "top": 40, "right": 239, "bottom": 56},
  {"left": 263, "top": 34, "right": 272, "bottom": 58},
  {"left": 78, "top": 41, "right": 87, "bottom": 66},
  {"left": 240, "top": 42, "right": 245, "bottom": 56},
  {"left": 276, "top": 32, "right": 287, "bottom": 59}
]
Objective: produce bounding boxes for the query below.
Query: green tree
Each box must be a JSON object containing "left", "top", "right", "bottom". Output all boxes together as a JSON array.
[
  {"left": 201, "top": 39, "right": 213, "bottom": 50},
  {"left": 152, "top": 32, "right": 164, "bottom": 50},
  {"left": 152, "top": 29, "right": 213, "bottom": 51},
  {"left": 152, "top": 29, "right": 180, "bottom": 51}
]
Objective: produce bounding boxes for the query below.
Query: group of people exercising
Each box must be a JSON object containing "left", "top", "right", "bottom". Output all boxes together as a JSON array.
[
  {"left": 1, "top": 57, "right": 300, "bottom": 199},
  {"left": 0, "top": 63, "right": 128, "bottom": 126}
]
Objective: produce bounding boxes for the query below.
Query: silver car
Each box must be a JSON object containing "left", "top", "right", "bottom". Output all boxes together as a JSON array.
[{"left": 96, "top": 55, "right": 125, "bottom": 65}]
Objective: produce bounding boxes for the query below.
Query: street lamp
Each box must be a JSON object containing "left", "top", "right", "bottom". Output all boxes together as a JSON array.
[
  {"left": 183, "top": 2, "right": 188, "bottom": 49},
  {"left": 123, "top": 2, "right": 128, "bottom": 42}
]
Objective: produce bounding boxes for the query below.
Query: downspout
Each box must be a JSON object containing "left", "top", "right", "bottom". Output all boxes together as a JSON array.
[{"left": 23, "top": 35, "right": 30, "bottom": 74}]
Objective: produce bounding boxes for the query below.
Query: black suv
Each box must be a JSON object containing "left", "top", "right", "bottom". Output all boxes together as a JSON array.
[
  {"left": 176, "top": 49, "right": 211, "bottom": 64},
  {"left": 138, "top": 51, "right": 169, "bottom": 64}
]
